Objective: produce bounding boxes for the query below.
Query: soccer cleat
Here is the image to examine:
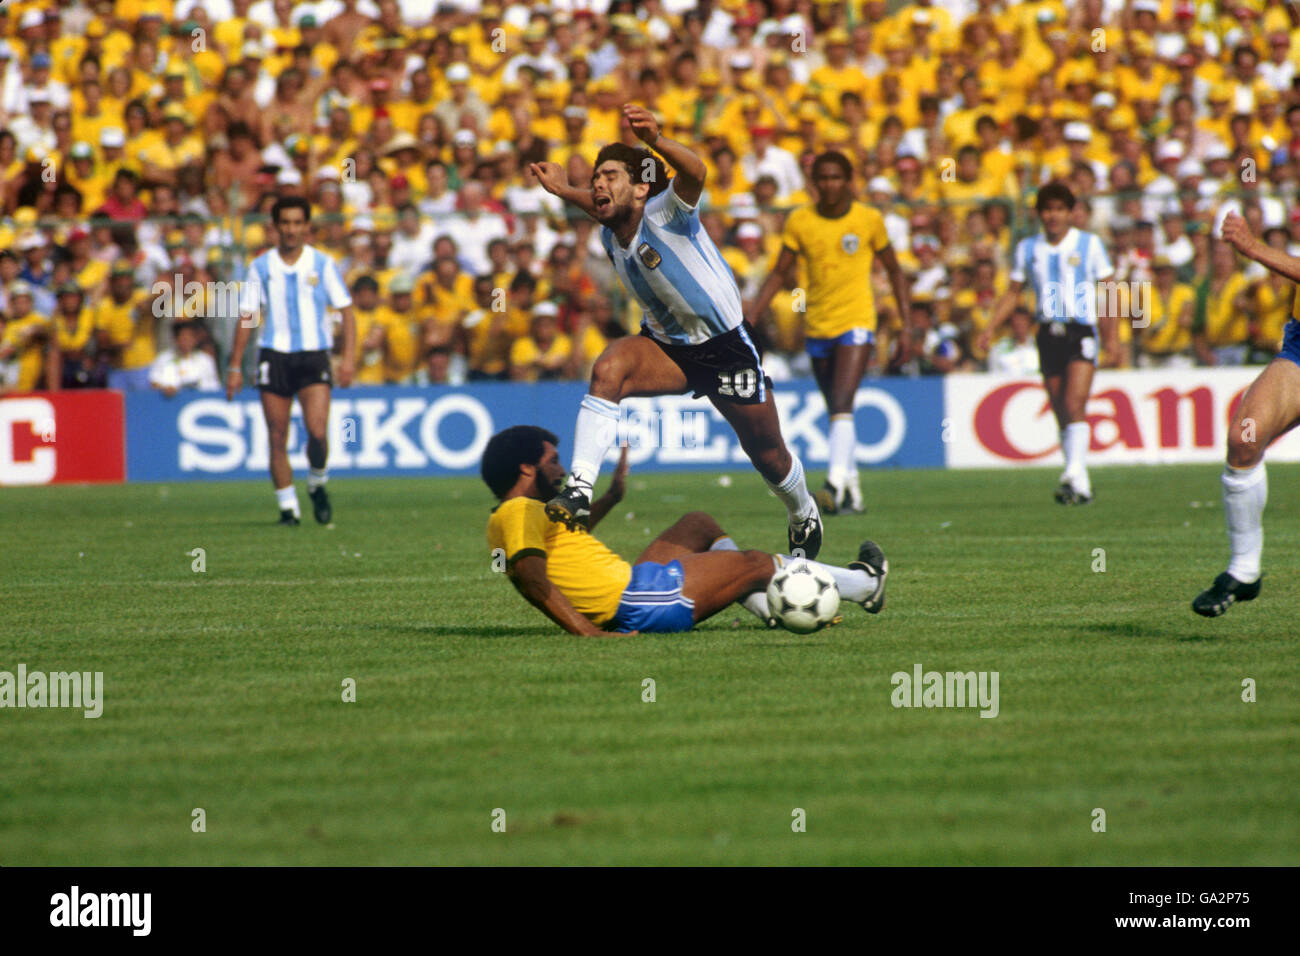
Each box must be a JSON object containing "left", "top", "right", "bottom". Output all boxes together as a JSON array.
[
  {"left": 814, "top": 483, "right": 840, "bottom": 515},
  {"left": 309, "top": 485, "right": 332, "bottom": 524},
  {"left": 848, "top": 539, "right": 889, "bottom": 614},
  {"left": 1192, "top": 572, "right": 1261, "bottom": 617},
  {"left": 787, "top": 507, "right": 823, "bottom": 560},
  {"left": 840, "top": 486, "right": 866, "bottom": 515},
  {"left": 1054, "top": 482, "right": 1076, "bottom": 505},
  {"left": 545, "top": 479, "right": 592, "bottom": 530},
  {"left": 278, "top": 509, "right": 300, "bottom": 526}
]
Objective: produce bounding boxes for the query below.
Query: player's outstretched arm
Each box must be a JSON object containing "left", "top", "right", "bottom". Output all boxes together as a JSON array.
[
  {"left": 877, "top": 245, "right": 913, "bottom": 354},
  {"left": 1222, "top": 212, "right": 1300, "bottom": 284},
  {"left": 744, "top": 246, "right": 799, "bottom": 326},
  {"left": 624, "top": 104, "right": 705, "bottom": 207},
  {"left": 529, "top": 161, "right": 598, "bottom": 220},
  {"left": 588, "top": 447, "right": 629, "bottom": 530},
  {"left": 508, "top": 554, "right": 634, "bottom": 637}
]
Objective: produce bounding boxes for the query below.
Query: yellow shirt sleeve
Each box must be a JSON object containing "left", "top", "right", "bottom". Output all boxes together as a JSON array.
[{"left": 488, "top": 497, "right": 552, "bottom": 565}]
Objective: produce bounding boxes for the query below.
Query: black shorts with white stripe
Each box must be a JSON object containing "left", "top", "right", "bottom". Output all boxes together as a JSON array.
[{"left": 642, "top": 321, "right": 773, "bottom": 405}]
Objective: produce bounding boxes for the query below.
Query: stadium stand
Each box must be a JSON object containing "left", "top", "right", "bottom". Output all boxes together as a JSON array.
[{"left": 2, "top": 0, "right": 1299, "bottom": 394}]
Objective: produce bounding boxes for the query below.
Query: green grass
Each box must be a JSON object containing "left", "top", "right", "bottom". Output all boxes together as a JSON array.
[{"left": 1, "top": 464, "right": 1297, "bottom": 865}]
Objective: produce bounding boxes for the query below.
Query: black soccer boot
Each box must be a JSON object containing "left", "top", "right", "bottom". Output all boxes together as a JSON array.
[
  {"left": 848, "top": 539, "right": 889, "bottom": 614},
  {"left": 1192, "top": 572, "right": 1261, "bottom": 618},
  {"left": 787, "top": 507, "right": 823, "bottom": 560},
  {"left": 309, "top": 485, "right": 332, "bottom": 524}
]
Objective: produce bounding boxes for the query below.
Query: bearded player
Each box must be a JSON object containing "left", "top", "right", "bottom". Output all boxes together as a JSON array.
[
  {"left": 745, "top": 150, "right": 911, "bottom": 515},
  {"left": 483, "top": 426, "right": 886, "bottom": 636},
  {"left": 1192, "top": 212, "right": 1300, "bottom": 616},
  {"left": 528, "top": 104, "right": 824, "bottom": 559}
]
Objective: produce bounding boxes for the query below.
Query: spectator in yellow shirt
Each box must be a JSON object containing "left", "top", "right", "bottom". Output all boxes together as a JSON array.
[
  {"left": 0, "top": 282, "right": 53, "bottom": 393},
  {"left": 509, "top": 302, "right": 572, "bottom": 382},
  {"left": 94, "top": 261, "right": 155, "bottom": 390},
  {"left": 52, "top": 280, "right": 104, "bottom": 389}
]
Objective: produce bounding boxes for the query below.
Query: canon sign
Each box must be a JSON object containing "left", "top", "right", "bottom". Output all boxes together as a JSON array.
[{"left": 944, "top": 369, "right": 1300, "bottom": 467}]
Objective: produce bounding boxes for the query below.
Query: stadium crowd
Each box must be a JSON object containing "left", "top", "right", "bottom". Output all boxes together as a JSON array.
[{"left": 2, "top": 0, "right": 1300, "bottom": 394}]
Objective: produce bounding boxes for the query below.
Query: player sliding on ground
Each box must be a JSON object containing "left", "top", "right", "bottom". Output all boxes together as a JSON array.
[
  {"left": 528, "top": 104, "right": 824, "bottom": 559},
  {"left": 745, "top": 149, "right": 911, "bottom": 516},
  {"left": 481, "top": 426, "right": 886, "bottom": 636},
  {"left": 978, "top": 182, "right": 1119, "bottom": 505},
  {"left": 1192, "top": 211, "right": 1300, "bottom": 616}
]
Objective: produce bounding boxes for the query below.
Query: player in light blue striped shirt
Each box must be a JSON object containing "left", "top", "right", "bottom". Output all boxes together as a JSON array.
[
  {"left": 530, "top": 104, "right": 825, "bottom": 562},
  {"left": 980, "top": 182, "right": 1119, "bottom": 506},
  {"left": 227, "top": 196, "right": 356, "bottom": 526}
]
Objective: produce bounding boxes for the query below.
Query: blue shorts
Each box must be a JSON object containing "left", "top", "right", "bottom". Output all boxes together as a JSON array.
[
  {"left": 806, "top": 328, "right": 875, "bottom": 359},
  {"left": 1280, "top": 319, "right": 1300, "bottom": 368},
  {"left": 608, "top": 560, "right": 695, "bottom": 633}
]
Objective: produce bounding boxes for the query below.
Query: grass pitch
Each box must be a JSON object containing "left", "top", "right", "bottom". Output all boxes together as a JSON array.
[{"left": 1, "top": 463, "right": 1297, "bottom": 865}]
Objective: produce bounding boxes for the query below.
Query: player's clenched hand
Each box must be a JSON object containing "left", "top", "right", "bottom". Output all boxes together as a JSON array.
[
  {"left": 623, "top": 104, "right": 660, "bottom": 146},
  {"left": 337, "top": 359, "right": 355, "bottom": 388},
  {"left": 1220, "top": 212, "right": 1256, "bottom": 253},
  {"left": 529, "top": 161, "right": 568, "bottom": 195},
  {"left": 225, "top": 367, "right": 242, "bottom": 401}
]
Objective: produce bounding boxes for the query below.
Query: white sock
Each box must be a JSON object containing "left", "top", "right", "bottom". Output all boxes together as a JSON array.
[
  {"left": 767, "top": 456, "right": 816, "bottom": 522},
  {"left": 275, "top": 484, "right": 300, "bottom": 516},
  {"left": 776, "top": 553, "right": 875, "bottom": 603},
  {"left": 711, "top": 535, "right": 771, "bottom": 622},
  {"left": 569, "top": 394, "right": 620, "bottom": 490},
  {"left": 1222, "top": 462, "right": 1266, "bottom": 583},
  {"left": 1063, "top": 421, "right": 1091, "bottom": 493},
  {"left": 827, "top": 414, "right": 856, "bottom": 491},
  {"left": 306, "top": 467, "right": 328, "bottom": 491}
]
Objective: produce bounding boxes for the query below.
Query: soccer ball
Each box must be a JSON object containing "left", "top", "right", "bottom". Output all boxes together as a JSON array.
[{"left": 767, "top": 560, "right": 840, "bottom": 634}]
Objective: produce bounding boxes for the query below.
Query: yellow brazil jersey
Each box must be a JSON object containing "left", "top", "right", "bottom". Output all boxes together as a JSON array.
[
  {"left": 56, "top": 309, "right": 95, "bottom": 352},
  {"left": 94, "top": 289, "right": 155, "bottom": 370},
  {"left": 779, "top": 202, "right": 891, "bottom": 338},
  {"left": 2, "top": 313, "right": 51, "bottom": 390},
  {"left": 509, "top": 332, "right": 572, "bottom": 381},
  {"left": 486, "top": 496, "right": 632, "bottom": 626},
  {"left": 1142, "top": 283, "right": 1194, "bottom": 355},
  {"left": 1251, "top": 277, "right": 1290, "bottom": 351},
  {"left": 1202, "top": 274, "right": 1252, "bottom": 347}
]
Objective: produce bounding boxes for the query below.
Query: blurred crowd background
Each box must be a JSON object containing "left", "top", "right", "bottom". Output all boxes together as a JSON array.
[{"left": 3, "top": 0, "right": 1300, "bottom": 395}]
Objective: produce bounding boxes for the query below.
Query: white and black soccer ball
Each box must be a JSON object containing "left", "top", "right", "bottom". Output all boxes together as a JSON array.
[{"left": 767, "top": 560, "right": 840, "bottom": 634}]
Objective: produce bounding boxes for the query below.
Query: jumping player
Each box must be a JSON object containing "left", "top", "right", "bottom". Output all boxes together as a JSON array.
[
  {"left": 978, "top": 182, "right": 1119, "bottom": 504},
  {"left": 482, "top": 425, "right": 887, "bottom": 636},
  {"left": 744, "top": 150, "right": 911, "bottom": 515},
  {"left": 227, "top": 196, "right": 356, "bottom": 525},
  {"left": 528, "top": 104, "right": 824, "bottom": 559},
  {"left": 1192, "top": 212, "right": 1300, "bottom": 616}
]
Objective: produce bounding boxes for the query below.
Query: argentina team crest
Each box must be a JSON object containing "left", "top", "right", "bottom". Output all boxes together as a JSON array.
[
  {"left": 841, "top": 233, "right": 860, "bottom": 254},
  {"left": 637, "top": 242, "right": 662, "bottom": 269}
]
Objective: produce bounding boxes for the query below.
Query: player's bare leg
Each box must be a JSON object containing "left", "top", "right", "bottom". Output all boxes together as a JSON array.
[
  {"left": 299, "top": 382, "right": 332, "bottom": 524},
  {"left": 547, "top": 336, "right": 687, "bottom": 529},
  {"left": 1043, "top": 361, "right": 1094, "bottom": 504},
  {"left": 1195, "top": 358, "right": 1300, "bottom": 616},
  {"left": 712, "top": 390, "right": 823, "bottom": 559},
  {"left": 261, "top": 390, "right": 300, "bottom": 524},
  {"left": 813, "top": 342, "right": 871, "bottom": 514}
]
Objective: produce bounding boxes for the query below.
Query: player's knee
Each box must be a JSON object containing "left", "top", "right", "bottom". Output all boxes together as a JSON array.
[
  {"left": 589, "top": 353, "right": 626, "bottom": 400},
  {"left": 743, "top": 550, "right": 775, "bottom": 585},
  {"left": 1226, "top": 426, "right": 1263, "bottom": 469}
]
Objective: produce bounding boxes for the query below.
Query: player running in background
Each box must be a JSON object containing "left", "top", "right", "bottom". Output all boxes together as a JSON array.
[
  {"left": 978, "top": 182, "right": 1119, "bottom": 505},
  {"left": 482, "top": 425, "right": 887, "bottom": 636},
  {"left": 227, "top": 196, "right": 356, "bottom": 525},
  {"left": 1192, "top": 212, "right": 1300, "bottom": 616},
  {"left": 744, "top": 150, "right": 911, "bottom": 515},
  {"left": 528, "top": 104, "right": 824, "bottom": 560}
]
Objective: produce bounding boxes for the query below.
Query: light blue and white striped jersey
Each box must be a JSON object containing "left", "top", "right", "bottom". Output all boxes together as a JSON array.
[
  {"left": 239, "top": 245, "right": 352, "bottom": 353},
  {"left": 1010, "top": 227, "right": 1115, "bottom": 326},
  {"left": 600, "top": 180, "right": 743, "bottom": 345}
]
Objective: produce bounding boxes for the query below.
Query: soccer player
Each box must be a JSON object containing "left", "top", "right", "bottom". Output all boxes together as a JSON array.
[
  {"left": 978, "top": 182, "right": 1119, "bottom": 504},
  {"left": 482, "top": 426, "right": 888, "bottom": 636},
  {"left": 226, "top": 196, "right": 356, "bottom": 525},
  {"left": 744, "top": 150, "right": 911, "bottom": 515},
  {"left": 528, "top": 103, "right": 825, "bottom": 560},
  {"left": 1192, "top": 212, "right": 1300, "bottom": 616}
]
